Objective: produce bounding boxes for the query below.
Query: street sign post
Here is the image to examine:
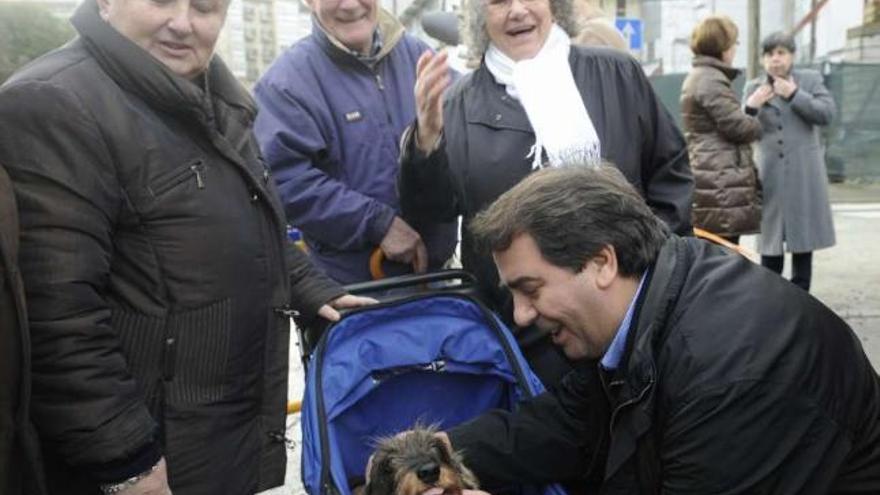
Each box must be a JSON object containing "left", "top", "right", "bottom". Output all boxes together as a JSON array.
[{"left": 614, "top": 17, "right": 643, "bottom": 51}]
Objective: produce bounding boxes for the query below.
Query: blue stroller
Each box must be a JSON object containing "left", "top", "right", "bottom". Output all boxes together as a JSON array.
[{"left": 298, "top": 271, "right": 567, "bottom": 495}]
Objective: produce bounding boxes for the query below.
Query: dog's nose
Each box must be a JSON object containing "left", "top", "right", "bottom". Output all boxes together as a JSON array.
[{"left": 416, "top": 462, "right": 440, "bottom": 484}]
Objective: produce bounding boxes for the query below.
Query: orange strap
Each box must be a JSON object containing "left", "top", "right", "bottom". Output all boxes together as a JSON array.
[
  {"left": 693, "top": 227, "right": 758, "bottom": 260},
  {"left": 369, "top": 248, "right": 386, "bottom": 280}
]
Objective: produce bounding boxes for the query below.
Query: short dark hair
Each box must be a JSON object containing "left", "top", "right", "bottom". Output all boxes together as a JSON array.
[
  {"left": 469, "top": 165, "right": 670, "bottom": 277},
  {"left": 761, "top": 31, "right": 796, "bottom": 55},
  {"left": 690, "top": 15, "right": 738, "bottom": 59}
]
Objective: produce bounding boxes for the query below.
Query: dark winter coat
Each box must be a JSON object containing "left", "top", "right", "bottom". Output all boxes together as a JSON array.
[
  {"left": 681, "top": 56, "right": 762, "bottom": 236},
  {"left": 449, "top": 236, "right": 880, "bottom": 493},
  {"left": 254, "top": 11, "right": 457, "bottom": 284},
  {"left": 399, "top": 46, "right": 692, "bottom": 372},
  {"left": 0, "top": 166, "right": 45, "bottom": 495},
  {"left": 0, "top": 1, "right": 343, "bottom": 493},
  {"left": 745, "top": 69, "right": 836, "bottom": 255}
]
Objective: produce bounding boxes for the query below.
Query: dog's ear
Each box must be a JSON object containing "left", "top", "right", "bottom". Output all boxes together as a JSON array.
[
  {"left": 364, "top": 455, "right": 396, "bottom": 495},
  {"left": 441, "top": 442, "right": 480, "bottom": 490}
]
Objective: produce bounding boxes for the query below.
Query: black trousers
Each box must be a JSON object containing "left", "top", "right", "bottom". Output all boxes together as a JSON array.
[{"left": 762, "top": 252, "right": 813, "bottom": 291}]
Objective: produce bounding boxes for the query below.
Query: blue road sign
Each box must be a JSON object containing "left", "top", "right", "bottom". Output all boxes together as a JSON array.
[{"left": 614, "top": 18, "right": 643, "bottom": 51}]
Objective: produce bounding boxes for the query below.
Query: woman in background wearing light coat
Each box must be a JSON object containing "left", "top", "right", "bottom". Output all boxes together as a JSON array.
[{"left": 745, "top": 32, "right": 836, "bottom": 291}]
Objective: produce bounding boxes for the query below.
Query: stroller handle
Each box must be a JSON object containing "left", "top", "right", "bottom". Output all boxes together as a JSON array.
[{"left": 344, "top": 269, "right": 478, "bottom": 296}]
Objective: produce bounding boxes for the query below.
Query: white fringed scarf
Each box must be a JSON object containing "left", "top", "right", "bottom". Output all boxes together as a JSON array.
[{"left": 485, "top": 24, "right": 601, "bottom": 170}]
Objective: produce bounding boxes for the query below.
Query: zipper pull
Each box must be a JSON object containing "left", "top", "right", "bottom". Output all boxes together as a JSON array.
[
  {"left": 375, "top": 74, "right": 384, "bottom": 90},
  {"left": 274, "top": 306, "right": 300, "bottom": 318},
  {"left": 191, "top": 163, "right": 205, "bottom": 189}
]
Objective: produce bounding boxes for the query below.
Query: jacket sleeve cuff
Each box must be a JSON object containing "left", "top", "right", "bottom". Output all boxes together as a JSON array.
[
  {"left": 366, "top": 203, "right": 397, "bottom": 247},
  {"left": 400, "top": 122, "right": 443, "bottom": 165},
  {"left": 286, "top": 241, "right": 346, "bottom": 317},
  {"left": 84, "top": 438, "right": 162, "bottom": 484}
]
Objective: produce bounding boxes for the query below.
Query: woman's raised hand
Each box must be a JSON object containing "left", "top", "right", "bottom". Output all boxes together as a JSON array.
[{"left": 414, "top": 50, "right": 451, "bottom": 153}]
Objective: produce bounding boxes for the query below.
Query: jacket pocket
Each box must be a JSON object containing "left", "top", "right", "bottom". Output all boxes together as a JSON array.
[
  {"left": 164, "top": 298, "right": 232, "bottom": 405},
  {"left": 147, "top": 159, "right": 206, "bottom": 198},
  {"left": 113, "top": 309, "right": 166, "bottom": 414}
]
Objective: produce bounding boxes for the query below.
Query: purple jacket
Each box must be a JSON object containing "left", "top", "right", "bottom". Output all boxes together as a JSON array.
[{"left": 254, "top": 13, "right": 457, "bottom": 284}]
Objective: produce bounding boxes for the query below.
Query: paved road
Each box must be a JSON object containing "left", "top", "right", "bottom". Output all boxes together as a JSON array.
[
  {"left": 795, "top": 202, "right": 880, "bottom": 367},
  {"left": 265, "top": 192, "right": 880, "bottom": 495}
]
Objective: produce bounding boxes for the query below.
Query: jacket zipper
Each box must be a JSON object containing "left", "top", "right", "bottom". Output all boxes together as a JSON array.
[
  {"left": 191, "top": 163, "right": 205, "bottom": 189},
  {"left": 608, "top": 378, "right": 653, "bottom": 434},
  {"left": 149, "top": 159, "right": 205, "bottom": 196}
]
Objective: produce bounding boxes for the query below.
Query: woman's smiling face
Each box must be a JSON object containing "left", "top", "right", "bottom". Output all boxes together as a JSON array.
[{"left": 485, "top": 0, "right": 554, "bottom": 61}]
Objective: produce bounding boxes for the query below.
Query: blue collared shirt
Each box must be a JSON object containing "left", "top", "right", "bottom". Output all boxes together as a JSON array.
[{"left": 600, "top": 271, "right": 649, "bottom": 370}]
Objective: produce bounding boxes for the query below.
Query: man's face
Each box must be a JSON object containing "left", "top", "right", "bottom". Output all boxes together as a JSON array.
[
  {"left": 485, "top": 0, "right": 554, "bottom": 61},
  {"left": 494, "top": 233, "right": 618, "bottom": 360},
  {"left": 763, "top": 46, "right": 794, "bottom": 78},
  {"left": 309, "top": 0, "right": 378, "bottom": 54},
  {"left": 98, "top": 0, "right": 227, "bottom": 80}
]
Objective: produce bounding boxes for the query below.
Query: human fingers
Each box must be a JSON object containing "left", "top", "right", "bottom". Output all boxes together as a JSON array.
[
  {"left": 317, "top": 304, "right": 341, "bottom": 322},
  {"left": 416, "top": 52, "right": 450, "bottom": 102},
  {"left": 331, "top": 294, "right": 378, "bottom": 309},
  {"left": 416, "top": 50, "right": 434, "bottom": 79},
  {"left": 412, "top": 239, "right": 428, "bottom": 274}
]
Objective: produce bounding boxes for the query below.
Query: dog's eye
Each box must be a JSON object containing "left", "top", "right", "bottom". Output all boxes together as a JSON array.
[{"left": 432, "top": 443, "right": 450, "bottom": 462}]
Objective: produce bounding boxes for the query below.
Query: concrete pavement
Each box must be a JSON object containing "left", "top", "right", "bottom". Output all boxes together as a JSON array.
[{"left": 741, "top": 182, "right": 880, "bottom": 368}]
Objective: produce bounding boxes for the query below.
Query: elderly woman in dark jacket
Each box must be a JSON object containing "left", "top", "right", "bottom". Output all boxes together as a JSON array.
[
  {"left": 681, "top": 15, "right": 772, "bottom": 244},
  {"left": 0, "top": 0, "right": 371, "bottom": 493},
  {"left": 399, "top": 0, "right": 692, "bottom": 385}
]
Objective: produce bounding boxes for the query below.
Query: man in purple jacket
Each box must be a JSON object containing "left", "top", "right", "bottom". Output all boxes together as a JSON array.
[{"left": 254, "top": 0, "right": 458, "bottom": 284}]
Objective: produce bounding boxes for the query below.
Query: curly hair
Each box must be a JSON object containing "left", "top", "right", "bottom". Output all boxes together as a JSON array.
[{"left": 460, "top": 0, "right": 580, "bottom": 63}]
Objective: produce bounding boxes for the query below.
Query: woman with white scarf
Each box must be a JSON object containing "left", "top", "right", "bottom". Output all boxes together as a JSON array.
[{"left": 398, "top": 0, "right": 693, "bottom": 387}]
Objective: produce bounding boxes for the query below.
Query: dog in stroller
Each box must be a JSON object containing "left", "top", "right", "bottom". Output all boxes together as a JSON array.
[{"left": 361, "top": 425, "right": 478, "bottom": 495}]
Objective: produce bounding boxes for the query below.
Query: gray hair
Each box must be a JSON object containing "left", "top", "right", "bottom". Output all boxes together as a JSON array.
[
  {"left": 761, "top": 31, "right": 796, "bottom": 55},
  {"left": 460, "top": 0, "right": 580, "bottom": 62},
  {"left": 470, "top": 165, "right": 669, "bottom": 277}
]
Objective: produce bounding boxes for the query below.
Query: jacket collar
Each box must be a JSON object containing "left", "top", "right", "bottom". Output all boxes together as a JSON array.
[
  {"left": 602, "top": 235, "right": 687, "bottom": 481},
  {"left": 691, "top": 55, "right": 741, "bottom": 81},
  {"left": 311, "top": 8, "right": 405, "bottom": 68},
  {"left": 70, "top": 0, "right": 255, "bottom": 125}
]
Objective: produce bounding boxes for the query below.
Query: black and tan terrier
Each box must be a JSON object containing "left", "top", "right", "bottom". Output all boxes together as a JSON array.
[{"left": 363, "top": 425, "right": 479, "bottom": 495}]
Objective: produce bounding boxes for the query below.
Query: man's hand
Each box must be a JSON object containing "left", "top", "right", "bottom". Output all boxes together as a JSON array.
[
  {"left": 116, "top": 457, "right": 171, "bottom": 495},
  {"left": 414, "top": 50, "right": 450, "bottom": 153},
  {"left": 380, "top": 216, "right": 428, "bottom": 274},
  {"left": 317, "top": 294, "right": 378, "bottom": 322},
  {"left": 746, "top": 83, "right": 774, "bottom": 109},
  {"left": 773, "top": 77, "right": 798, "bottom": 99}
]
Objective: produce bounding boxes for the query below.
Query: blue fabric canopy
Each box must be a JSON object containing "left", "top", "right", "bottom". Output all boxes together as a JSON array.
[{"left": 301, "top": 294, "right": 566, "bottom": 495}]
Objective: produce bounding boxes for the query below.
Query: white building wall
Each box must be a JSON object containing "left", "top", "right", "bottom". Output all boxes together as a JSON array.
[{"left": 639, "top": 0, "right": 864, "bottom": 75}]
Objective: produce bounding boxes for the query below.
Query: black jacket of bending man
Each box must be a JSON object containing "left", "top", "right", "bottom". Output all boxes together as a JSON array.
[
  {"left": 449, "top": 236, "right": 880, "bottom": 494},
  {"left": 0, "top": 1, "right": 344, "bottom": 493},
  {"left": 0, "top": 166, "right": 46, "bottom": 495}
]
